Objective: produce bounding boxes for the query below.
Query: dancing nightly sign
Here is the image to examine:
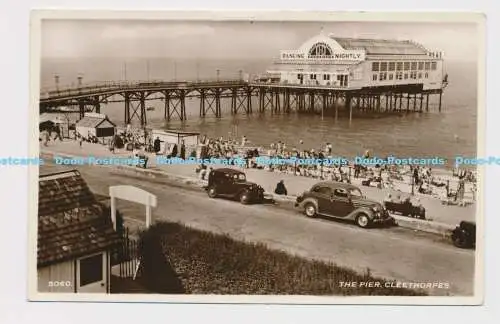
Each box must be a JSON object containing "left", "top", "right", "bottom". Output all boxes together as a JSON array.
[{"left": 280, "top": 50, "right": 366, "bottom": 61}]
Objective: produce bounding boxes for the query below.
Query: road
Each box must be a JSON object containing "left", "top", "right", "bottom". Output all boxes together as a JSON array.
[{"left": 40, "top": 162, "right": 476, "bottom": 296}]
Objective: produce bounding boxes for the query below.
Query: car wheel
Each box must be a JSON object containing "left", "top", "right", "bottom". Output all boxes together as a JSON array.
[
  {"left": 452, "top": 234, "right": 468, "bottom": 248},
  {"left": 356, "top": 213, "right": 371, "bottom": 228},
  {"left": 304, "top": 203, "right": 317, "bottom": 218},
  {"left": 239, "top": 191, "right": 250, "bottom": 204},
  {"left": 207, "top": 186, "right": 218, "bottom": 198}
]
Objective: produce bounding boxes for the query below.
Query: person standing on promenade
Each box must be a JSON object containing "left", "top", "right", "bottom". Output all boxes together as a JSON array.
[
  {"left": 413, "top": 165, "right": 420, "bottom": 186},
  {"left": 456, "top": 176, "right": 466, "bottom": 205},
  {"left": 153, "top": 136, "right": 162, "bottom": 154},
  {"left": 325, "top": 142, "right": 332, "bottom": 157},
  {"left": 108, "top": 137, "right": 115, "bottom": 154},
  {"left": 274, "top": 180, "right": 288, "bottom": 196},
  {"left": 180, "top": 141, "right": 186, "bottom": 160},
  {"left": 43, "top": 131, "right": 50, "bottom": 147}
]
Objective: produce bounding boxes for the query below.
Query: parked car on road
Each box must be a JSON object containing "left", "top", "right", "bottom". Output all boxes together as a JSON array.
[
  {"left": 451, "top": 221, "right": 476, "bottom": 248},
  {"left": 294, "top": 181, "right": 394, "bottom": 228},
  {"left": 205, "top": 168, "right": 265, "bottom": 204},
  {"left": 384, "top": 200, "right": 426, "bottom": 219}
]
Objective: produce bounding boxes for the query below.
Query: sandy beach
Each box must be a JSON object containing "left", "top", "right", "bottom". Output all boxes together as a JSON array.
[{"left": 40, "top": 139, "right": 476, "bottom": 226}]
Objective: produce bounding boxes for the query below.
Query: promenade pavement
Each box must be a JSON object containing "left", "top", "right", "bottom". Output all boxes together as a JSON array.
[{"left": 41, "top": 140, "right": 477, "bottom": 226}]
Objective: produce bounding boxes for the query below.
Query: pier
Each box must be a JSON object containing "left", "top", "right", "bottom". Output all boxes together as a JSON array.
[{"left": 39, "top": 79, "right": 445, "bottom": 125}]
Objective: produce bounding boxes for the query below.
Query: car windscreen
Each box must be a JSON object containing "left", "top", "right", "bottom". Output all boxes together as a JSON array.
[
  {"left": 233, "top": 173, "right": 246, "bottom": 182},
  {"left": 349, "top": 188, "right": 364, "bottom": 198}
]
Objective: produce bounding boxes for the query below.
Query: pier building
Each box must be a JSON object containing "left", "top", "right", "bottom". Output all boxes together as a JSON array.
[{"left": 266, "top": 33, "right": 446, "bottom": 91}]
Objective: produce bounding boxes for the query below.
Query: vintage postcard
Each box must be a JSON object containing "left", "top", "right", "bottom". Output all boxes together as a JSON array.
[{"left": 28, "top": 10, "right": 485, "bottom": 304}]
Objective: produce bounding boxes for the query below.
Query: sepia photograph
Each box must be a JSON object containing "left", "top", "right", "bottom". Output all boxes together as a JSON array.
[{"left": 28, "top": 11, "right": 484, "bottom": 304}]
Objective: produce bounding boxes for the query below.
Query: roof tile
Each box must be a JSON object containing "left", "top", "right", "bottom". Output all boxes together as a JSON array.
[{"left": 37, "top": 170, "right": 121, "bottom": 267}]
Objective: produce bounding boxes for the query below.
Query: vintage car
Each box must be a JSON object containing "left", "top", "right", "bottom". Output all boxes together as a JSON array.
[
  {"left": 384, "top": 200, "right": 426, "bottom": 219},
  {"left": 451, "top": 221, "right": 476, "bottom": 248},
  {"left": 205, "top": 168, "right": 265, "bottom": 204},
  {"left": 294, "top": 181, "right": 394, "bottom": 228}
]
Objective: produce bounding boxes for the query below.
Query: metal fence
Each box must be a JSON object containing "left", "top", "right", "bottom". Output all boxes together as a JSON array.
[{"left": 111, "top": 227, "right": 141, "bottom": 279}]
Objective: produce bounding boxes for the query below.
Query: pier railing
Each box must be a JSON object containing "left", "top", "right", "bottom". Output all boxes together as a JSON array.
[{"left": 40, "top": 78, "right": 247, "bottom": 100}]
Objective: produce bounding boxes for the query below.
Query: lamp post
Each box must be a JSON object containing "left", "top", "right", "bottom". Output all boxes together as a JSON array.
[
  {"left": 77, "top": 75, "right": 83, "bottom": 87},
  {"left": 216, "top": 69, "right": 220, "bottom": 82},
  {"left": 123, "top": 62, "right": 128, "bottom": 81},
  {"left": 174, "top": 61, "right": 177, "bottom": 81},
  {"left": 239, "top": 69, "right": 243, "bottom": 81},
  {"left": 54, "top": 74, "right": 60, "bottom": 92},
  {"left": 146, "top": 60, "right": 150, "bottom": 81},
  {"left": 196, "top": 61, "right": 200, "bottom": 82}
]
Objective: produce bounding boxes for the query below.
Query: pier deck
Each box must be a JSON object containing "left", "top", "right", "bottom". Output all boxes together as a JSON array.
[{"left": 39, "top": 79, "right": 445, "bottom": 125}]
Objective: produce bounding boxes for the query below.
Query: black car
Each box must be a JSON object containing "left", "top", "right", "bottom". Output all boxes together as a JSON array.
[
  {"left": 384, "top": 201, "right": 426, "bottom": 219},
  {"left": 451, "top": 221, "right": 476, "bottom": 248},
  {"left": 294, "top": 181, "right": 394, "bottom": 228},
  {"left": 205, "top": 168, "right": 265, "bottom": 204}
]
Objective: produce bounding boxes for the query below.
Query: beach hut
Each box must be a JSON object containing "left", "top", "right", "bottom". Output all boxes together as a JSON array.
[
  {"left": 37, "top": 170, "right": 121, "bottom": 293},
  {"left": 39, "top": 113, "right": 61, "bottom": 132},
  {"left": 151, "top": 129, "right": 200, "bottom": 154},
  {"left": 76, "top": 112, "right": 116, "bottom": 140}
]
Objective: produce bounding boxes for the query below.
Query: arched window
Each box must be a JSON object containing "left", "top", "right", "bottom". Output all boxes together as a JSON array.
[{"left": 308, "top": 42, "right": 333, "bottom": 57}]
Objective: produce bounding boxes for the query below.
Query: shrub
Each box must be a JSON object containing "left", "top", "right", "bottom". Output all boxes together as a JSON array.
[{"left": 138, "top": 221, "right": 426, "bottom": 296}]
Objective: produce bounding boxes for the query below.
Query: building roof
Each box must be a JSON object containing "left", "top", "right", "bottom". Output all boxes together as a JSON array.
[
  {"left": 76, "top": 116, "right": 115, "bottom": 128},
  {"left": 38, "top": 170, "right": 121, "bottom": 268},
  {"left": 152, "top": 129, "right": 200, "bottom": 136},
  {"left": 331, "top": 37, "right": 428, "bottom": 56}
]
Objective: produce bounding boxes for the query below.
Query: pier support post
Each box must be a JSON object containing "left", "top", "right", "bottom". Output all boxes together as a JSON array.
[
  {"left": 124, "top": 93, "right": 130, "bottom": 124},
  {"left": 356, "top": 94, "right": 360, "bottom": 114},
  {"left": 322, "top": 93, "right": 327, "bottom": 119},
  {"left": 78, "top": 100, "right": 85, "bottom": 119},
  {"left": 346, "top": 94, "right": 352, "bottom": 123},
  {"left": 274, "top": 91, "right": 281, "bottom": 113},
  {"left": 419, "top": 94, "right": 424, "bottom": 112},
  {"left": 231, "top": 88, "right": 237, "bottom": 114},
  {"left": 438, "top": 91, "right": 442, "bottom": 112},
  {"left": 413, "top": 94, "right": 417, "bottom": 111},
  {"left": 180, "top": 89, "right": 186, "bottom": 120},
  {"left": 215, "top": 88, "right": 221, "bottom": 118},
  {"left": 284, "top": 89, "right": 290, "bottom": 113},
  {"left": 335, "top": 98, "right": 339, "bottom": 120},
  {"left": 309, "top": 92, "right": 315, "bottom": 113},
  {"left": 164, "top": 91, "right": 170, "bottom": 120},
  {"left": 94, "top": 95, "right": 100, "bottom": 114},
  {"left": 426, "top": 93, "right": 430, "bottom": 112},
  {"left": 199, "top": 90, "right": 205, "bottom": 117},
  {"left": 140, "top": 92, "right": 146, "bottom": 126},
  {"left": 246, "top": 88, "right": 252, "bottom": 114},
  {"left": 406, "top": 93, "right": 410, "bottom": 112},
  {"left": 259, "top": 89, "right": 264, "bottom": 112}
]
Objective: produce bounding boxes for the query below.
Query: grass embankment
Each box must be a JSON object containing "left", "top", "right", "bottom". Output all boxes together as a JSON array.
[{"left": 138, "top": 221, "right": 425, "bottom": 296}]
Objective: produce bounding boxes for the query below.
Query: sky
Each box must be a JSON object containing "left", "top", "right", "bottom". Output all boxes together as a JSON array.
[{"left": 40, "top": 20, "right": 479, "bottom": 62}]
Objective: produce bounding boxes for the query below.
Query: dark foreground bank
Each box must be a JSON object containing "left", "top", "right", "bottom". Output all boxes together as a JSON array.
[{"left": 138, "top": 221, "right": 426, "bottom": 296}]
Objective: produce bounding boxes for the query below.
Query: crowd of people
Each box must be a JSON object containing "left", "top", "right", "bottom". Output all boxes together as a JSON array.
[
  {"left": 194, "top": 134, "right": 477, "bottom": 205},
  {"left": 42, "top": 120, "right": 476, "bottom": 206}
]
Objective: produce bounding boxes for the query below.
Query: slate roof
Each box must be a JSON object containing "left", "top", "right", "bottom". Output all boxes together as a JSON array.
[
  {"left": 38, "top": 170, "right": 121, "bottom": 268},
  {"left": 76, "top": 116, "right": 115, "bottom": 128},
  {"left": 331, "top": 37, "right": 429, "bottom": 56}
]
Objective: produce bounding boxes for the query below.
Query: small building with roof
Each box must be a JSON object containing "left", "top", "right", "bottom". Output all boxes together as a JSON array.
[
  {"left": 267, "top": 32, "right": 446, "bottom": 90},
  {"left": 151, "top": 129, "right": 200, "bottom": 154},
  {"left": 37, "top": 170, "right": 121, "bottom": 293},
  {"left": 76, "top": 112, "right": 116, "bottom": 140}
]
